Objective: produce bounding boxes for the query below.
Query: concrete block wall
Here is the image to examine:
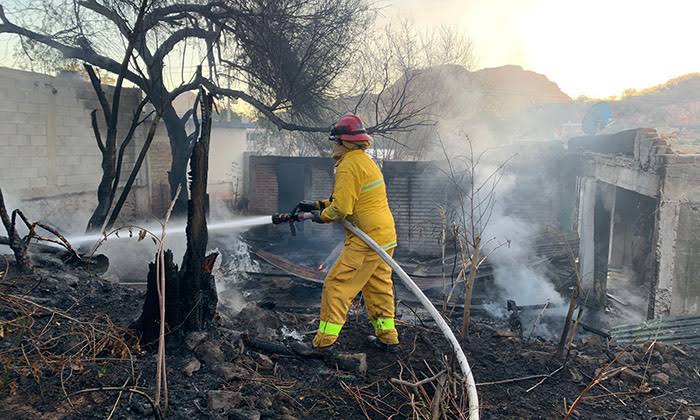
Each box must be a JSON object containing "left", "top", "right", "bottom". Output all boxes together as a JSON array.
[
  {"left": 672, "top": 203, "right": 700, "bottom": 314},
  {"left": 0, "top": 67, "right": 149, "bottom": 233},
  {"left": 383, "top": 161, "right": 447, "bottom": 257},
  {"left": 570, "top": 127, "right": 700, "bottom": 317},
  {"left": 488, "top": 142, "right": 567, "bottom": 229},
  {"left": 147, "top": 128, "right": 173, "bottom": 216},
  {"left": 246, "top": 156, "right": 449, "bottom": 256},
  {"left": 310, "top": 165, "right": 334, "bottom": 202},
  {"left": 246, "top": 152, "right": 566, "bottom": 258}
]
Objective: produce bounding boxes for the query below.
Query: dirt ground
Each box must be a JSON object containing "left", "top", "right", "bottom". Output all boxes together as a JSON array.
[{"left": 1, "top": 253, "right": 699, "bottom": 420}]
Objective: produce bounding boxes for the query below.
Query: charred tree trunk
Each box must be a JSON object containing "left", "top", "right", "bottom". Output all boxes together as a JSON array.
[
  {"left": 0, "top": 188, "right": 31, "bottom": 272},
  {"left": 136, "top": 250, "right": 180, "bottom": 343},
  {"left": 86, "top": 115, "right": 117, "bottom": 232},
  {"left": 179, "top": 90, "right": 217, "bottom": 331},
  {"left": 135, "top": 91, "right": 218, "bottom": 342}
]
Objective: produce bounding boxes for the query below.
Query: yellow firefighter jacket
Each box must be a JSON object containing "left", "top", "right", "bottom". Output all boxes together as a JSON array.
[{"left": 320, "top": 149, "right": 397, "bottom": 251}]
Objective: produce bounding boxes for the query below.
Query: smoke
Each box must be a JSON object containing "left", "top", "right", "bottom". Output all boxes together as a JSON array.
[
  {"left": 212, "top": 238, "right": 259, "bottom": 317},
  {"left": 435, "top": 130, "right": 568, "bottom": 339},
  {"left": 0, "top": 191, "right": 96, "bottom": 255},
  {"left": 485, "top": 214, "right": 564, "bottom": 307},
  {"left": 0, "top": 188, "right": 266, "bottom": 289}
]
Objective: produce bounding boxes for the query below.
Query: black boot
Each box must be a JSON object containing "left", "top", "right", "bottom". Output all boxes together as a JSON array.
[
  {"left": 366, "top": 336, "right": 399, "bottom": 353},
  {"left": 291, "top": 341, "right": 336, "bottom": 356}
]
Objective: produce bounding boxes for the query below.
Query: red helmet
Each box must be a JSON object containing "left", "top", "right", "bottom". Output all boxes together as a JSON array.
[{"left": 329, "top": 113, "right": 372, "bottom": 142}]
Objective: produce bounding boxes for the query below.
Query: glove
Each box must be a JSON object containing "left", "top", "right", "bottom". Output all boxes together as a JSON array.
[
  {"left": 310, "top": 210, "right": 325, "bottom": 224},
  {"left": 297, "top": 200, "right": 321, "bottom": 212}
]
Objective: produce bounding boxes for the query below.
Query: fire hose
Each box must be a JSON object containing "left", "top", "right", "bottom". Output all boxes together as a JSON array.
[{"left": 271, "top": 212, "right": 480, "bottom": 419}]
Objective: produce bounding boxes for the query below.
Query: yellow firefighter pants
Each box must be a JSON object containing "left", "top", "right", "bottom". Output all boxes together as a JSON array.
[{"left": 313, "top": 245, "right": 398, "bottom": 348}]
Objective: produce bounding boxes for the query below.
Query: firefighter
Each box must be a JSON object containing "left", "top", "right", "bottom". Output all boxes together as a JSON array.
[{"left": 298, "top": 113, "right": 399, "bottom": 351}]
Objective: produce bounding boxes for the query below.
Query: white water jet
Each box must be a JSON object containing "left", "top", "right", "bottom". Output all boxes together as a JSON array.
[{"left": 66, "top": 215, "right": 272, "bottom": 246}]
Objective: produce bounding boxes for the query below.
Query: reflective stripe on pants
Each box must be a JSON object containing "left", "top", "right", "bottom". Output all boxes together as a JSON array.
[
  {"left": 370, "top": 317, "right": 395, "bottom": 332},
  {"left": 318, "top": 320, "right": 343, "bottom": 336}
]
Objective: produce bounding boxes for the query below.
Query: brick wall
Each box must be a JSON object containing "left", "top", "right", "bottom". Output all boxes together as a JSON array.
[
  {"left": 248, "top": 156, "right": 280, "bottom": 214},
  {"left": 0, "top": 67, "right": 150, "bottom": 233}
]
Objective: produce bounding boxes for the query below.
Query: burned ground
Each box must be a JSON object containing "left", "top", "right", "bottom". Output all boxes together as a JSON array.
[{"left": 0, "top": 253, "right": 699, "bottom": 420}]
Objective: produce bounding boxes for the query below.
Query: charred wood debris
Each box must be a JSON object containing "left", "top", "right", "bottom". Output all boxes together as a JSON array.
[{"left": 1, "top": 211, "right": 699, "bottom": 418}]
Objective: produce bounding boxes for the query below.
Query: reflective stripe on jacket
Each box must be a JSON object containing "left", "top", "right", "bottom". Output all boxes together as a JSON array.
[{"left": 320, "top": 149, "right": 397, "bottom": 251}]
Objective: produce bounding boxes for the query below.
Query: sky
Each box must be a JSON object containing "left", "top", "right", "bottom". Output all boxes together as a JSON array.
[
  {"left": 1, "top": 0, "right": 699, "bottom": 98},
  {"left": 384, "top": 0, "right": 700, "bottom": 98}
]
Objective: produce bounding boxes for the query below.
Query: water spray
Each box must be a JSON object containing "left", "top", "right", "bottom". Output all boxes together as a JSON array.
[{"left": 66, "top": 216, "right": 272, "bottom": 246}]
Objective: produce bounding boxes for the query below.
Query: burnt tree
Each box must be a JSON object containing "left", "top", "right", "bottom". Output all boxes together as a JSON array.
[
  {"left": 0, "top": 188, "right": 31, "bottom": 272},
  {"left": 1, "top": 0, "right": 428, "bottom": 216},
  {"left": 83, "top": 0, "right": 150, "bottom": 233},
  {"left": 179, "top": 90, "right": 218, "bottom": 332},
  {"left": 84, "top": 63, "right": 152, "bottom": 233},
  {"left": 135, "top": 91, "right": 218, "bottom": 342}
]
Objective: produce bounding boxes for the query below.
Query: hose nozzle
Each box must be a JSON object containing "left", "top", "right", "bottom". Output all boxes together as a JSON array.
[
  {"left": 271, "top": 213, "right": 291, "bottom": 225},
  {"left": 271, "top": 211, "right": 314, "bottom": 236}
]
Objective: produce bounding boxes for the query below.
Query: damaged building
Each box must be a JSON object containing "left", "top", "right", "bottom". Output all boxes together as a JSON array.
[{"left": 570, "top": 128, "right": 700, "bottom": 318}]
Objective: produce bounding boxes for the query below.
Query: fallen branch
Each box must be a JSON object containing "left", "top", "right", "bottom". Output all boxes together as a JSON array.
[
  {"left": 243, "top": 335, "right": 367, "bottom": 374},
  {"left": 431, "top": 373, "right": 447, "bottom": 420},
  {"left": 642, "top": 387, "right": 689, "bottom": 405},
  {"left": 525, "top": 364, "right": 566, "bottom": 393},
  {"left": 670, "top": 344, "right": 688, "bottom": 357},
  {"left": 391, "top": 370, "right": 446, "bottom": 388},
  {"left": 582, "top": 388, "right": 652, "bottom": 401},
  {"left": 388, "top": 359, "right": 470, "bottom": 419},
  {"left": 477, "top": 373, "right": 550, "bottom": 387},
  {"left": 107, "top": 377, "right": 130, "bottom": 420},
  {"left": 607, "top": 292, "right": 629, "bottom": 307},
  {"left": 527, "top": 301, "right": 550, "bottom": 340}
]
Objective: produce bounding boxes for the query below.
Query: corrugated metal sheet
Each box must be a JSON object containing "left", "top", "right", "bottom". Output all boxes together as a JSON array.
[{"left": 610, "top": 315, "right": 700, "bottom": 346}]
